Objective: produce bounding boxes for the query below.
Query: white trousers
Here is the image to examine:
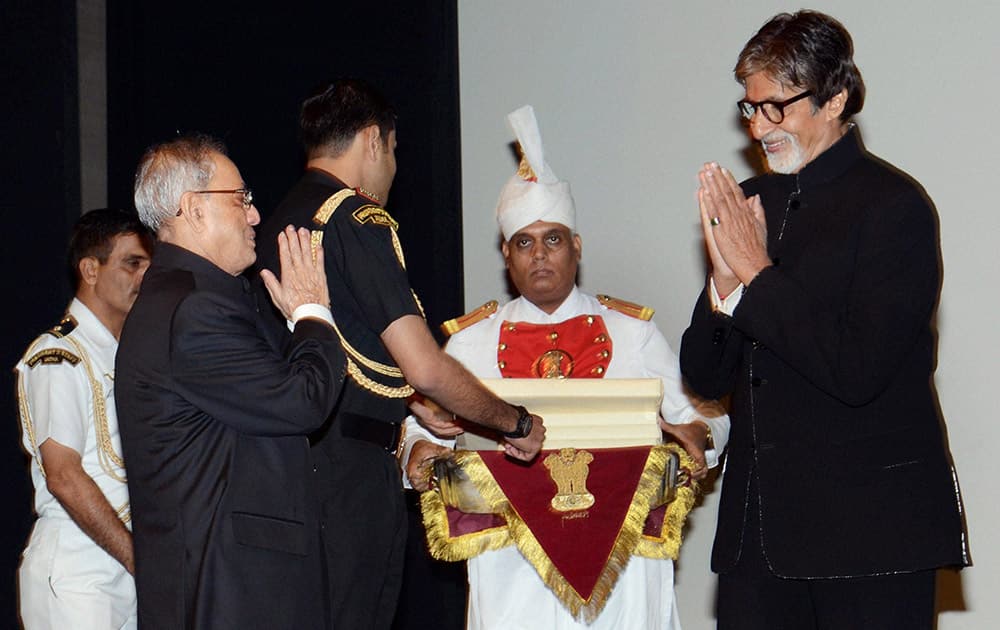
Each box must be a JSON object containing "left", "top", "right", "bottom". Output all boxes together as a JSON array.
[
  {"left": 18, "top": 518, "right": 136, "bottom": 630},
  {"left": 467, "top": 546, "right": 682, "bottom": 630}
]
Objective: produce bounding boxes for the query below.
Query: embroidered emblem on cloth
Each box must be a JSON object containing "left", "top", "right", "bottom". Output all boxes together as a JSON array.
[{"left": 544, "top": 448, "right": 596, "bottom": 512}]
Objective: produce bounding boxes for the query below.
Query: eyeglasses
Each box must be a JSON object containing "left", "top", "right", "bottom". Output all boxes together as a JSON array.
[
  {"left": 737, "top": 91, "right": 813, "bottom": 124},
  {"left": 194, "top": 188, "right": 254, "bottom": 208},
  {"left": 177, "top": 188, "right": 254, "bottom": 216}
]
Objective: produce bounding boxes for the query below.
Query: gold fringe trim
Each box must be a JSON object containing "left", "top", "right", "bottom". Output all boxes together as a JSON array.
[
  {"left": 420, "top": 444, "right": 700, "bottom": 622},
  {"left": 635, "top": 444, "right": 700, "bottom": 560},
  {"left": 422, "top": 451, "right": 514, "bottom": 560}
]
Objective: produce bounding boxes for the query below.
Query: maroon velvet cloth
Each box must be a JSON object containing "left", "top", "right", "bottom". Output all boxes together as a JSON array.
[{"left": 468, "top": 447, "right": 653, "bottom": 600}]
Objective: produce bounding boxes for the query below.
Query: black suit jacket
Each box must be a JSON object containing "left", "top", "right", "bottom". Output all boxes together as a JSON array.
[
  {"left": 116, "top": 243, "right": 346, "bottom": 629},
  {"left": 680, "top": 127, "right": 969, "bottom": 577}
]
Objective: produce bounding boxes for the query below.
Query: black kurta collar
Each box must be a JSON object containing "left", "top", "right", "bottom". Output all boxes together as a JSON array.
[{"left": 794, "top": 123, "right": 865, "bottom": 189}]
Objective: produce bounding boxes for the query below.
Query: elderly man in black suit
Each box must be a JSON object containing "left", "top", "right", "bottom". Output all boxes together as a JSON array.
[
  {"left": 680, "top": 10, "right": 969, "bottom": 630},
  {"left": 116, "top": 134, "right": 345, "bottom": 629}
]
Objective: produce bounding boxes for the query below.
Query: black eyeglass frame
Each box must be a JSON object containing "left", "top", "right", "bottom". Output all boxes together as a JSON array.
[{"left": 737, "top": 90, "right": 814, "bottom": 124}]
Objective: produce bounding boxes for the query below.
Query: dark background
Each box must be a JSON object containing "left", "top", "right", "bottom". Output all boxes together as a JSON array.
[{"left": 3, "top": 1, "right": 463, "bottom": 625}]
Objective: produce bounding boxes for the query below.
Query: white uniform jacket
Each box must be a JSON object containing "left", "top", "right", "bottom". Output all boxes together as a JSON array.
[{"left": 15, "top": 298, "right": 135, "bottom": 629}]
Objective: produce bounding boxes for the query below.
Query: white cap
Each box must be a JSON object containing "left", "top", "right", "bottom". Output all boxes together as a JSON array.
[{"left": 495, "top": 105, "right": 576, "bottom": 241}]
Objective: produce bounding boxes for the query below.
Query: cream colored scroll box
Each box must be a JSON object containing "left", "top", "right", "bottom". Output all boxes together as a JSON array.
[{"left": 457, "top": 378, "right": 664, "bottom": 451}]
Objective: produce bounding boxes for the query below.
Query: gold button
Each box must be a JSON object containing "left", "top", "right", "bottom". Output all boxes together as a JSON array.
[
  {"left": 599, "top": 349, "right": 609, "bottom": 358},
  {"left": 594, "top": 334, "right": 608, "bottom": 343},
  {"left": 549, "top": 332, "right": 559, "bottom": 342},
  {"left": 594, "top": 366, "right": 605, "bottom": 374},
  {"left": 586, "top": 316, "right": 594, "bottom": 325},
  {"left": 498, "top": 343, "right": 507, "bottom": 351},
  {"left": 498, "top": 360, "right": 507, "bottom": 369}
]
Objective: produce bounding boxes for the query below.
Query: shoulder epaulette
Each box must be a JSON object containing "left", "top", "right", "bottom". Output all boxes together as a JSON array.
[
  {"left": 596, "top": 294, "right": 654, "bottom": 321},
  {"left": 26, "top": 347, "right": 80, "bottom": 368},
  {"left": 44, "top": 314, "right": 78, "bottom": 339},
  {"left": 440, "top": 300, "right": 498, "bottom": 337},
  {"left": 311, "top": 189, "right": 357, "bottom": 227}
]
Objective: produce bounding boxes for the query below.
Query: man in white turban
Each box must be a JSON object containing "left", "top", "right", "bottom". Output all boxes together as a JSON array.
[{"left": 403, "top": 105, "right": 729, "bottom": 629}]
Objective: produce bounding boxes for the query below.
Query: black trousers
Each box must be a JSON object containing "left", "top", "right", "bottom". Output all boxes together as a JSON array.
[
  {"left": 313, "top": 438, "right": 407, "bottom": 630},
  {"left": 391, "top": 489, "right": 468, "bottom": 630},
  {"left": 718, "top": 488, "right": 936, "bottom": 630}
]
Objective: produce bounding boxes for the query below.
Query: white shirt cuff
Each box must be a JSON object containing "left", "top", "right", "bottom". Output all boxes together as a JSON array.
[
  {"left": 709, "top": 277, "right": 744, "bottom": 316},
  {"left": 289, "top": 304, "right": 334, "bottom": 330}
]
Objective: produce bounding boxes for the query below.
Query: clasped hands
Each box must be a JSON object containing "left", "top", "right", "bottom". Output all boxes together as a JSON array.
[{"left": 698, "top": 162, "right": 772, "bottom": 295}]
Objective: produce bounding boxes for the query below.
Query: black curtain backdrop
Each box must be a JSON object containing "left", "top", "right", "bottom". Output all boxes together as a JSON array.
[
  {"left": 2, "top": 1, "right": 80, "bottom": 626},
  {"left": 5, "top": 1, "right": 464, "bottom": 626},
  {"left": 107, "top": 1, "right": 464, "bottom": 339}
]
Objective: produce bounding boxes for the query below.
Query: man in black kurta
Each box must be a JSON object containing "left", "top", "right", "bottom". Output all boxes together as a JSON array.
[
  {"left": 117, "top": 136, "right": 345, "bottom": 629},
  {"left": 679, "top": 11, "right": 968, "bottom": 630},
  {"left": 256, "top": 79, "right": 545, "bottom": 630}
]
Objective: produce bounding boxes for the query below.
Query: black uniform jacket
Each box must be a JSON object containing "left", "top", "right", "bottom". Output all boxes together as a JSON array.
[
  {"left": 680, "top": 127, "right": 969, "bottom": 578},
  {"left": 116, "top": 243, "right": 346, "bottom": 629},
  {"left": 256, "top": 168, "right": 421, "bottom": 436}
]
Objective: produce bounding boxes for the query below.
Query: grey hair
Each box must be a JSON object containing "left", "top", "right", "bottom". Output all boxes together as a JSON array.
[
  {"left": 133, "top": 135, "right": 227, "bottom": 233},
  {"left": 735, "top": 11, "right": 865, "bottom": 122}
]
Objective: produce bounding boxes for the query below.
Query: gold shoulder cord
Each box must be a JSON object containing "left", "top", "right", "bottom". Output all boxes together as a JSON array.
[
  {"left": 440, "top": 301, "right": 499, "bottom": 337},
  {"left": 596, "top": 294, "right": 655, "bottom": 321},
  {"left": 17, "top": 335, "right": 131, "bottom": 524},
  {"left": 311, "top": 191, "right": 415, "bottom": 399},
  {"left": 381, "top": 213, "right": 427, "bottom": 319}
]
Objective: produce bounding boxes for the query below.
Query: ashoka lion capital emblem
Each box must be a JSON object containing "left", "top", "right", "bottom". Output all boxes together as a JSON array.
[{"left": 544, "top": 448, "right": 595, "bottom": 512}]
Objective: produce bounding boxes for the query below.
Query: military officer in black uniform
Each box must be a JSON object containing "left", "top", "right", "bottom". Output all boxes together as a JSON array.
[{"left": 255, "top": 78, "right": 545, "bottom": 630}]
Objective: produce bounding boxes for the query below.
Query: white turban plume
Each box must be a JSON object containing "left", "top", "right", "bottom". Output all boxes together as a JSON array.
[{"left": 495, "top": 105, "right": 576, "bottom": 241}]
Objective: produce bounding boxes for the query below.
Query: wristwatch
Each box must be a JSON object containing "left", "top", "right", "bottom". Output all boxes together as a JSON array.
[{"left": 503, "top": 405, "right": 533, "bottom": 439}]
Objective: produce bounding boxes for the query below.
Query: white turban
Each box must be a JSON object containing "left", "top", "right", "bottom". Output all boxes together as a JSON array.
[{"left": 495, "top": 105, "right": 576, "bottom": 241}]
